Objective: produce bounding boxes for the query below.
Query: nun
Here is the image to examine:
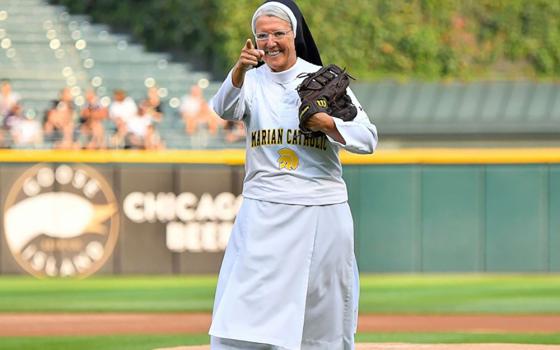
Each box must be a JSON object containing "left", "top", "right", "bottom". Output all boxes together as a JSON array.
[{"left": 209, "top": 1, "right": 378, "bottom": 349}]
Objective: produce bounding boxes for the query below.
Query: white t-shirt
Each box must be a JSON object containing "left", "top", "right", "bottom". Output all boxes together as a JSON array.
[
  {"left": 210, "top": 58, "right": 378, "bottom": 206},
  {"left": 109, "top": 97, "right": 137, "bottom": 123},
  {"left": 11, "top": 118, "right": 42, "bottom": 145},
  {"left": 126, "top": 114, "right": 152, "bottom": 137},
  {"left": 180, "top": 95, "right": 202, "bottom": 116},
  {"left": 0, "top": 92, "right": 20, "bottom": 116}
]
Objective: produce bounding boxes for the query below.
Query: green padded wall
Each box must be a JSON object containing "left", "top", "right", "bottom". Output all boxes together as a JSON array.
[
  {"left": 421, "top": 166, "right": 484, "bottom": 272},
  {"left": 549, "top": 166, "right": 560, "bottom": 271},
  {"left": 346, "top": 166, "right": 420, "bottom": 272},
  {"left": 346, "top": 164, "right": 559, "bottom": 273},
  {"left": 485, "top": 166, "right": 548, "bottom": 272}
]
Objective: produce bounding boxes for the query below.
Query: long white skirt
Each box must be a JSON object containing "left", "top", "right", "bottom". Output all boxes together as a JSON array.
[{"left": 209, "top": 198, "right": 359, "bottom": 350}]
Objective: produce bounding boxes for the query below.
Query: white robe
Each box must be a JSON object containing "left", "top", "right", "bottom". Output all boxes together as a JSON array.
[{"left": 209, "top": 58, "right": 377, "bottom": 350}]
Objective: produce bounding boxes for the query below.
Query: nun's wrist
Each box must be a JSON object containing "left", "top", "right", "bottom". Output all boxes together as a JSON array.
[{"left": 232, "top": 62, "right": 246, "bottom": 88}]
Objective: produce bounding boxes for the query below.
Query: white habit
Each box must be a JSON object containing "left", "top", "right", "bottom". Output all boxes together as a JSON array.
[{"left": 209, "top": 58, "right": 378, "bottom": 350}]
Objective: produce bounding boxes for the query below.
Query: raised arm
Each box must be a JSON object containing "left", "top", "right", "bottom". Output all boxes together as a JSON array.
[{"left": 210, "top": 39, "right": 264, "bottom": 121}]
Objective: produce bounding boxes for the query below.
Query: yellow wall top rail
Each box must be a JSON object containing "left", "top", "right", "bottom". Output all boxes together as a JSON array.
[{"left": 0, "top": 148, "right": 559, "bottom": 165}]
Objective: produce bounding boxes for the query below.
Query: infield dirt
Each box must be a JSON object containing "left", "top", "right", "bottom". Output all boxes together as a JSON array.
[{"left": 2, "top": 314, "right": 560, "bottom": 336}]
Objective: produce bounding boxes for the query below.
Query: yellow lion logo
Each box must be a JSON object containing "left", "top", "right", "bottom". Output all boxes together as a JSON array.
[{"left": 277, "top": 148, "right": 299, "bottom": 170}]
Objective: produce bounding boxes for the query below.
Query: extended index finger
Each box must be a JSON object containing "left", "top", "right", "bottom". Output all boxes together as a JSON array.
[{"left": 245, "top": 39, "right": 254, "bottom": 50}]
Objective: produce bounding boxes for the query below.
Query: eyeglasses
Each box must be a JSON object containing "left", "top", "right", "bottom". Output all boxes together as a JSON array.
[{"left": 255, "top": 30, "right": 292, "bottom": 41}]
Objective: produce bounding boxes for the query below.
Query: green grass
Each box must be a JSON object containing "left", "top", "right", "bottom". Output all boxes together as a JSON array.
[
  {"left": 359, "top": 274, "right": 560, "bottom": 314},
  {"left": 0, "top": 334, "right": 209, "bottom": 350},
  {"left": 3, "top": 333, "right": 560, "bottom": 350},
  {"left": 1, "top": 274, "right": 560, "bottom": 313},
  {"left": 0, "top": 276, "right": 217, "bottom": 312}
]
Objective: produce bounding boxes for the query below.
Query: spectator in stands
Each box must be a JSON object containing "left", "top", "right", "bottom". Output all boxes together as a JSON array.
[
  {"left": 145, "top": 86, "right": 163, "bottom": 123},
  {"left": 125, "top": 100, "right": 163, "bottom": 150},
  {"left": 0, "top": 79, "right": 21, "bottom": 119},
  {"left": 223, "top": 120, "right": 246, "bottom": 144},
  {"left": 9, "top": 104, "right": 43, "bottom": 148},
  {"left": 145, "top": 124, "right": 164, "bottom": 150},
  {"left": 1, "top": 103, "right": 24, "bottom": 147},
  {"left": 79, "top": 89, "right": 108, "bottom": 149},
  {"left": 180, "top": 85, "right": 222, "bottom": 136},
  {"left": 43, "top": 88, "right": 76, "bottom": 149},
  {"left": 109, "top": 89, "right": 137, "bottom": 148},
  {"left": 3, "top": 103, "right": 22, "bottom": 131}
]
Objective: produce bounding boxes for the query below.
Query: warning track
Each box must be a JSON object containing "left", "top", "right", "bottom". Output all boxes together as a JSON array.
[{"left": 1, "top": 313, "right": 560, "bottom": 336}]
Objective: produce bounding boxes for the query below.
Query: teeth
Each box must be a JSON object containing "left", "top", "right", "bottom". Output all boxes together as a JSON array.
[{"left": 267, "top": 50, "right": 280, "bottom": 57}]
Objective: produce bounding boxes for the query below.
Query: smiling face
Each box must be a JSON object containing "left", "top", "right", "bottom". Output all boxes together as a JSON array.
[{"left": 255, "top": 15, "right": 297, "bottom": 72}]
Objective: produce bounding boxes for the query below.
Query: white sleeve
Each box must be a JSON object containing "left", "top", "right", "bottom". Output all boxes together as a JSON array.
[
  {"left": 108, "top": 104, "right": 116, "bottom": 119},
  {"left": 326, "top": 88, "right": 378, "bottom": 154},
  {"left": 209, "top": 69, "right": 251, "bottom": 121}
]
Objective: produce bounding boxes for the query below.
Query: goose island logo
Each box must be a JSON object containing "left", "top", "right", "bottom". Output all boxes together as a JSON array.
[{"left": 3, "top": 164, "right": 119, "bottom": 278}]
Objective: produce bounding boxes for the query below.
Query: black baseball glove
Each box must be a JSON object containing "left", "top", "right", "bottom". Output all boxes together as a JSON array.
[{"left": 296, "top": 64, "right": 357, "bottom": 136}]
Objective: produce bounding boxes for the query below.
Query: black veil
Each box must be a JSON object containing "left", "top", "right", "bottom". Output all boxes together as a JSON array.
[{"left": 261, "top": 0, "right": 323, "bottom": 66}]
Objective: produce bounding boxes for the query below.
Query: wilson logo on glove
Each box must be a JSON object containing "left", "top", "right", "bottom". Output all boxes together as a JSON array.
[{"left": 316, "top": 99, "right": 328, "bottom": 108}]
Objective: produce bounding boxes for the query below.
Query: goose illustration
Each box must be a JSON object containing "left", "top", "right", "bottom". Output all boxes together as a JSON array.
[{"left": 4, "top": 192, "right": 116, "bottom": 253}]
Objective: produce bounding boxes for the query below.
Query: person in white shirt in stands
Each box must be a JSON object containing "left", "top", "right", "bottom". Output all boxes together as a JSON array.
[
  {"left": 179, "top": 85, "right": 225, "bottom": 148},
  {"left": 9, "top": 104, "right": 43, "bottom": 148},
  {"left": 109, "top": 89, "right": 137, "bottom": 148},
  {"left": 125, "top": 100, "right": 162, "bottom": 150},
  {"left": 208, "top": 1, "right": 378, "bottom": 349},
  {"left": 180, "top": 85, "right": 222, "bottom": 138},
  {"left": 0, "top": 79, "right": 20, "bottom": 119}
]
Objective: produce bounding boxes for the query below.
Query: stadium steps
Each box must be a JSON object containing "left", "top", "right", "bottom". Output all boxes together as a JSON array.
[
  {"left": 353, "top": 80, "right": 560, "bottom": 136},
  {"left": 0, "top": 0, "right": 220, "bottom": 149},
  {"left": 5, "top": 0, "right": 557, "bottom": 147}
]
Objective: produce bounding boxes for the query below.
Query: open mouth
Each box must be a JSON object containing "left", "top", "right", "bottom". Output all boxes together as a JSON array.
[{"left": 265, "top": 49, "right": 281, "bottom": 57}]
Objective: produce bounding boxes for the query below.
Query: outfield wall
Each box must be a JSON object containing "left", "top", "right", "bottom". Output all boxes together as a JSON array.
[
  {"left": 0, "top": 149, "right": 559, "bottom": 277},
  {"left": 347, "top": 164, "right": 560, "bottom": 273}
]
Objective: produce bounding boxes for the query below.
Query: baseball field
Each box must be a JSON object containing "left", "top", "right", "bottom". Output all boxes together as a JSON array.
[{"left": 1, "top": 274, "right": 560, "bottom": 350}]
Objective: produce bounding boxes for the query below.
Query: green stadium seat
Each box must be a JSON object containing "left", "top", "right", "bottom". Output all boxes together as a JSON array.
[
  {"left": 501, "top": 82, "right": 532, "bottom": 122},
  {"left": 387, "top": 82, "right": 420, "bottom": 122},
  {"left": 454, "top": 83, "right": 484, "bottom": 122},
  {"left": 548, "top": 86, "right": 560, "bottom": 121},
  {"left": 409, "top": 82, "right": 441, "bottom": 122},
  {"left": 432, "top": 82, "right": 463, "bottom": 122},
  {"left": 477, "top": 82, "right": 508, "bottom": 123},
  {"left": 525, "top": 83, "right": 555, "bottom": 121},
  {"left": 353, "top": 82, "right": 393, "bottom": 121}
]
